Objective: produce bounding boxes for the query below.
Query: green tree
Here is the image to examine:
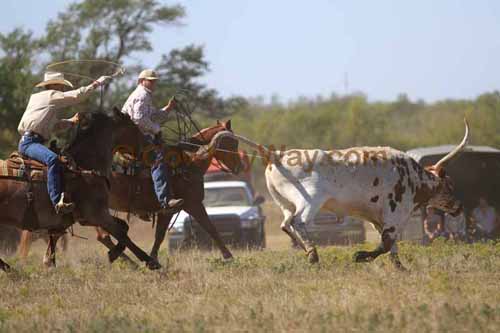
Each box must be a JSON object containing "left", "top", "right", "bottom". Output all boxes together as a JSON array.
[
  {"left": 156, "top": 45, "right": 247, "bottom": 118},
  {"left": 41, "top": 0, "right": 186, "bottom": 110},
  {"left": 0, "top": 28, "right": 40, "bottom": 154}
]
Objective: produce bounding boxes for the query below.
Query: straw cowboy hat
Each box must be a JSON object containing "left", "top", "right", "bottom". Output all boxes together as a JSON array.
[
  {"left": 35, "top": 71, "right": 74, "bottom": 88},
  {"left": 138, "top": 69, "right": 159, "bottom": 82}
]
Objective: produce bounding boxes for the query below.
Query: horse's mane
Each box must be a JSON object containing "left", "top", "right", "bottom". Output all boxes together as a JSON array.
[{"left": 67, "top": 111, "right": 115, "bottom": 153}]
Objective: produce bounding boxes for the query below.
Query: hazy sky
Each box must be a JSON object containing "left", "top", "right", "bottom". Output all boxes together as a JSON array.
[{"left": 1, "top": 0, "right": 500, "bottom": 102}]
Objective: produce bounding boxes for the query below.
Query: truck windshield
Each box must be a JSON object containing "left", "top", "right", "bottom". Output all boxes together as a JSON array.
[{"left": 204, "top": 187, "right": 251, "bottom": 207}]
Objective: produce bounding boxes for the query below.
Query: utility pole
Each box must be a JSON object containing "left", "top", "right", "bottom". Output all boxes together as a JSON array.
[{"left": 344, "top": 72, "right": 349, "bottom": 95}]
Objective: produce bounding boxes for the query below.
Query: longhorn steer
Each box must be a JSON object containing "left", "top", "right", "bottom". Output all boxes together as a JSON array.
[{"left": 233, "top": 120, "right": 469, "bottom": 268}]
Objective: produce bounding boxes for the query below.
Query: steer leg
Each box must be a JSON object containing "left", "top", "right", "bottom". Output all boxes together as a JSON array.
[
  {"left": 289, "top": 203, "right": 322, "bottom": 264},
  {"left": 389, "top": 242, "right": 406, "bottom": 271},
  {"left": 354, "top": 226, "right": 397, "bottom": 263},
  {"left": 267, "top": 180, "right": 320, "bottom": 263}
]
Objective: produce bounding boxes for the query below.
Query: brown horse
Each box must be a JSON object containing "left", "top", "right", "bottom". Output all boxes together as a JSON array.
[
  {"left": 18, "top": 120, "right": 243, "bottom": 264},
  {"left": 0, "top": 109, "right": 160, "bottom": 271},
  {"left": 99, "top": 119, "right": 243, "bottom": 262}
]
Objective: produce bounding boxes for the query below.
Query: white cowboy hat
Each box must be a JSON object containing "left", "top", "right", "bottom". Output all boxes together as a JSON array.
[
  {"left": 138, "top": 69, "right": 159, "bottom": 82},
  {"left": 35, "top": 71, "right": 74, "bottom": 88}
]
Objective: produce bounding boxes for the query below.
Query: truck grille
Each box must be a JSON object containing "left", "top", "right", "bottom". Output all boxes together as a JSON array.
[{"left": 188, "top": 214, "right": 242, "bottom": 246}]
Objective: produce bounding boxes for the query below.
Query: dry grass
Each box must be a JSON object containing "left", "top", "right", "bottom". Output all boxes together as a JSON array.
[
  {"left": 1, "top": 238, "right": 500, "bottom": 332},
  {"left": 1, "top": 208, "right": 500, "bottom": 332}
]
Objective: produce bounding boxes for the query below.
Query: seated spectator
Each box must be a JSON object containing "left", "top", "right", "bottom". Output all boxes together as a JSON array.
[
  {"left": 471, "top": 197, "right": 498, "bottom": 240},
  {"left": 445, "top": 211, "right": 466, "bottom": 241},
  {"left": 424, "top": 206, "right": 448, "bottom": 244}
]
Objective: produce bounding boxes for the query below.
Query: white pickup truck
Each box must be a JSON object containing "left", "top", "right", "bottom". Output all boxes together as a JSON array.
[{"left": 168, "top": 181, "right": 266, "bottom": 251}]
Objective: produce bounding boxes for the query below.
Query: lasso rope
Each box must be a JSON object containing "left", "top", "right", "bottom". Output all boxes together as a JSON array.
[
  {"left": 46, "top": 59, "right": 125, "bottom": 110},
  {"left": 46, "top": 59, "right": 125, "bottom": 82}
]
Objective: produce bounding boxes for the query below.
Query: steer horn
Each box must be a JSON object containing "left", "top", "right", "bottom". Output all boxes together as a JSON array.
[{"left": 433, "top": 118, "right": 469, "bottom": 170}]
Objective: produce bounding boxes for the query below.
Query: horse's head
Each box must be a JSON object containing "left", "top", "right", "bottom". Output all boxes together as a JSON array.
[{"left": 192, "top": 120, "right": 242, "bottom": 174}]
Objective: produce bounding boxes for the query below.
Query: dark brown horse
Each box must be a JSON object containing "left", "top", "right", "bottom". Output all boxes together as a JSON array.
[
  {"left": 100, "top": 119, "right": 243, "bottom": 261},
  {"left": 0, "top": 109, "right": 160, "bottom": 271},
  {"left": 18, "top": 120, "right": 243, "bottom": 264}
]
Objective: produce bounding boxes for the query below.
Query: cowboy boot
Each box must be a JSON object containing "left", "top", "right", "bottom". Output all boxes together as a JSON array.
[{"left": 54, "top": 192, "right": 74, "bottom": 215}]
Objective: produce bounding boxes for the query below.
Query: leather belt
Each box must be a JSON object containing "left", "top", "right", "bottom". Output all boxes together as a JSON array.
[{"left": 24, "top": 131, "right": 46, "bottom": 142}]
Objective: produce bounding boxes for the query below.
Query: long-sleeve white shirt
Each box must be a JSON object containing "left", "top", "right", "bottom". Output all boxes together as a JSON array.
[
  {"left": 121, "top": 85, "right": 170, "bottom": 137},
  {"left": 18, "top": 85, "right": 95, "bottom": 140}
]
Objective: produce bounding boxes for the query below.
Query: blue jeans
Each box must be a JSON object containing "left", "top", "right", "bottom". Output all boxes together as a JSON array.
[
  {"left": 148, "top": 136, "right": 171, "bottom": 206},
  {"left": 18, "top": 134, "right": 62, "bottom": 206}
]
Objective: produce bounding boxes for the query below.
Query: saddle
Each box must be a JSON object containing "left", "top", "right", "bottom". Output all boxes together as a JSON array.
[
  {"left": 0, "top": 152, "right": 78, "bottom": 182},
  {"left": 112, "top": 144, "right": 195, "bottom": 177},
  {"left": 112, "top": 149, "right": 149, "bottom": 177}
]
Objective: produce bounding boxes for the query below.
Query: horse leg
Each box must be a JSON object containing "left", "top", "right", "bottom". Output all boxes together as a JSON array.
[
  {"left": 43, "top": 234, "right": 60, "bottom": 268},
  {"left": 95, "top": 226, "right": 137, "bottom": 266},
  {"left": 0, "top": 258, "right": 11, "bottom": 272},
  {"left": 59, "top": 233, "right": 68, "bottom": 252},
  {"left": 95, "top": 213, "right": 160, "bottom": 270},
  {"left": 184, "top": 204, "right": 233, "bottom": 260},
  {"left": 150, "top": 212, "right": 173, "bottom": 260},
  {"left": 18, "top": 230, "right": 33, "bottom": 258}
]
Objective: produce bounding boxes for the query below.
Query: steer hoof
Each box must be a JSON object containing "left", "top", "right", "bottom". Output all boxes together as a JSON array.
[
  {"left": 146, "top": 259, "right": 162, "bottom": 270},
  {"left": 307, "top": 247, "right": 319, "bottom": 264},
  {"left": 390, "top": 254, "right": 407, "bottom": 272},
  {"left": 353, "top": 251, "right": 373, "bottom": 263}
]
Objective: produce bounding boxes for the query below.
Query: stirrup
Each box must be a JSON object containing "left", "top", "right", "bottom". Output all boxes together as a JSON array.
[
  {"left": 159, "top": 198, "right": 184, "bottom": 214},
  {"left": 166, "top": 198, "right": 184, "bottom": 208}
]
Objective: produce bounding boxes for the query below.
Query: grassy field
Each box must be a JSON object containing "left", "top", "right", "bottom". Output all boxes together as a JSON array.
[{"left": 1, "top": 208, "right": 500, "bottom": 332}]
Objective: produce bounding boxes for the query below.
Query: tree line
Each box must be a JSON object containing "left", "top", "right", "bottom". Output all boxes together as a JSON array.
[
  {"left": 1, "top": 0, "right": 499, "bottom": 162},
  {"left": 0, "top": 0, "right": 246, "bottom": 156}
]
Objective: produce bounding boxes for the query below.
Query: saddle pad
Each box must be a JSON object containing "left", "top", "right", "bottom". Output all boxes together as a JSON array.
[{"left": 0, "top": 159, "right": 46, "bottom": 181}]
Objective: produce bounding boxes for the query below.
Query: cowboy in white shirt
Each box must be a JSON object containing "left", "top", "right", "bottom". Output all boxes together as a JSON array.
[
  {"left": 18, "top": 71, "right": 111, "bottom": 214},
  {"left": 121, "top": 69, "right": 183, "bottom": 211}
]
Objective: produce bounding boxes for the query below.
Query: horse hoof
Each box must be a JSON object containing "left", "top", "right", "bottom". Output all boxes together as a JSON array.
[
  {"left": 307, "top": 248, "right": 319, "bottom": 264},
  {"left": 353, "top": 251, "right": 372, "bottom": 263},
  {"left": 108, "top": 244, "right": 126, "bottom": 263},
  {"left": 146, "top": 260, "right": 161, "bottom": 270},
  {"left": 43, "top": 259, "right": 56, "bottom": 268},
  {"left": 222, "top": 252, "right": 233, "bottom": 261}
]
